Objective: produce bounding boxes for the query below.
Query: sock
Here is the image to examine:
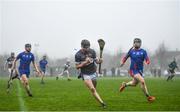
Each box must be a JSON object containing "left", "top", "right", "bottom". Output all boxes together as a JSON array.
[
  {"left": 146, "top": 93, "right": 150, "bottom": 97},
  {"left": 125, "top": 82, "right": 133, "bottom": 87}
]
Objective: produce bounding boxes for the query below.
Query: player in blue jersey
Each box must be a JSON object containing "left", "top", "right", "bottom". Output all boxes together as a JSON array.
[
  {"left": 39, "top": 55, "right": 48, "bottom": 84},
  {"left": 119, "top": 38, "right": 155, "bottom": 102},
  {"left": 12, "top": 44, "right": 41, "bottom": 97}
]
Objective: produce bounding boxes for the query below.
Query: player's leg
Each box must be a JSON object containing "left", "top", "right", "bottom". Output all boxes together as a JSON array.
[
  {"left": 167, "top": 75, "right": 171, "bottom": 81},
  {"left": 84, "top": 78, "right": 106, "bottom": 108},
  {"left": 134, "top": 74, "right": 149, "bottom": 97},
  {"left": 167, "top": 70, "right": 172, "bottom": 81},
  {"left": 119, "top": 70, "right": 139, "bottom": 92},
  {"left": 66, "top": 71, "right": 71, "bottom": 81},
  {"left": 134, "top": 74, "right": 155, "bottom": 102},
  {"left": 170, "top": 74, "right": 175, "bottom": 81},
  {"left": 7, "top": 69, "right": 13, "bottom": 93},
  {"left": 21, "top": 74, "right": 32, "bottom": 97},
  {"left": 56, "top": 71, "right": 63, "bottom": 80},
  {"left": 41, "top": 71, "right": 45, "bottom": 84},
  {"left": 12, "top": 69, "right": 20, "bottom": 80},
  {"left": 119, "top": 78, "right": 138, "bottom": 92},
  {"left": 92, "top": 79, "right": 97, "bottom": 88},
  {"left": 7, "top": 68, "right": 13, "bottom": 82}
]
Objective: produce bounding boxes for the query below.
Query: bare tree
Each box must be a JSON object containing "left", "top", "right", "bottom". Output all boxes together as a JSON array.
[{"left": 154, "top": 42, "right": 167, "bottom": 70}]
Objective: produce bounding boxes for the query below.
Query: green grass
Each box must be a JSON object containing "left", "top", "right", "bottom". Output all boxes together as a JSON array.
[{"left": 0, "top": 76, "right": 180, "bottom": 111}]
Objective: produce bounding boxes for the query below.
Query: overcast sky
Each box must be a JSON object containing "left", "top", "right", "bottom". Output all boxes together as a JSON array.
[{"left": 0, "top": 0, "right": 179, "bottom": 58}]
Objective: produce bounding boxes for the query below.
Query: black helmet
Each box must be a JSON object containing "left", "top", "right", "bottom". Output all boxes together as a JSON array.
[
  {"left": 81, "top": 39, "right": 90, "bottom": 48},
  {"left": 43, "top": 55, "right": 46, "bottom": 59},
  {"left": 133, "top": 38, "right": 142, "bottom": 49},
  {"left": 25, "top": 43, "right": 31, "bottom": 48},
  {"left": 133, "top": 38, "right": 141, "bottom": 43},
  {"left": 11, "top": 52, "right": 15, "bottom": 57}
]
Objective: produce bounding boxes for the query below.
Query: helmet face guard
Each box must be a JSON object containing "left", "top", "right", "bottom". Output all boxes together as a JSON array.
[
  {"left": 11, "top": 52, "right": 15, "bottom": 57},
  {"left": 43, "top": 55, "right": 46, "bottom": 59},
  {"left": 25, "top": 44, "right": 32, "bottom": 52},
  {"left": 25, "top": 44, "right": 31, "bottom": 48},
  {"left": 81, "top": 39, "right": 90, "bottom": 49},
  {"left": 133, "top": 38, "right": 142, "bottom": 49},
  {"left": 66, "top": 60, "right": 70, "bottom": 64}
]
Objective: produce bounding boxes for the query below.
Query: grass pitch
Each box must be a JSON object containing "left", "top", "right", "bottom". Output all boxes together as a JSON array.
[{"left": 0, "top": 76, "right": 180, "bottom": 111}]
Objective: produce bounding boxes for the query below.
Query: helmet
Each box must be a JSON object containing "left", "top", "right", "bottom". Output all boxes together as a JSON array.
[
  {"left": 11, "top": 52, "right": 15, "bottom": 57},
  {"left": 81, "top": 39, "right": 90, "bottom": 49},
  {"left": 43, "top": 55, "right": 46, "bottom": 59},
  {"left": 66, "top": 59, "right": 70, "bottom": 64},
  {"left": 25, "top": 43, "right": 31, "bottom": 48},
  {"left": 133, "top": 38, "right": 142, "bottom": 49}
]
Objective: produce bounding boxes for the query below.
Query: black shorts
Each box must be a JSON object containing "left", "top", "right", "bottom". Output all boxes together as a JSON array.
[{"left": 168, "top": 69, "right": 175, "bottom": 74}]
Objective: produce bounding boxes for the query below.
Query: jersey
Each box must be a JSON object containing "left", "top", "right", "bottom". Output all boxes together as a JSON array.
[
  {"left": 168, "top": 61, "right": 178, "bottom": 71},
  {"left": 64, "top": 63, "right": 70, "bottom": 71},
  {"left": 122, "top": 48, "right": 150, "bottom": 75},
  {"left": 16, "top": 51, "right": 35, "bottom": 76},
  {"left": 39, "top": 59, "right": 48, "bottom": 71},
  {"left": 75, "top": 48, "right": 97, "bottom": 75},
  {"left": 6, "top": 57, "right": 15, "bottom": 68}
]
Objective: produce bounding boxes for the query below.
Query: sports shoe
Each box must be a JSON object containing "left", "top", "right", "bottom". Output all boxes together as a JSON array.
[
  {"left": 101, "top": 102, "right": 107, "bottom": 109},
  {"left": 147, "top": 96, "right": 156, "bottom": 102},
  {"left": 119, "top": 82, "right": 126, "bottom": 92}
]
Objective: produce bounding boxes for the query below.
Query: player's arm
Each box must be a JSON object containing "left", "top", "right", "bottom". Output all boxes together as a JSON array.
[
  {"left": 121, "top": 54, "right": 129, "bottom": 66},
  {"left": 75, "top": 54, "right": 90, "bottom": 69},
  {"left": 46, "top": 61, "right": 48, "bottom": 68},
  {"left": 93, "top": 50, "right": 103, "bottom": 64},
  {"left": 12, "top": 58, "right": 18, "bottom": 70},
  {"left": 32, "top": 55, "right": 41, "bottom": 76},
  {"left": 75, "top": 59, "right": 90, "bottom": 69},
  {"left": 144, "top": 50, "right": 150, "bottom": 65},
  {"left": 32, "top": 61, "right": 41, "bottom": 76},
  {"left": 120, "top": 49, "right": 132, "bottom": 67}
]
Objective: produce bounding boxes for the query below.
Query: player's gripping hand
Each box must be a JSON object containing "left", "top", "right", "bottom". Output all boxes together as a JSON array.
[
  {"left": 96, "top": 57, "right": 103, "bottom": 64},
  {"left": 36, "top": 70, "right": 42, "bottom": 77},
  {"left": 85, "top": 57, "right": 94, "bottom": 65}
]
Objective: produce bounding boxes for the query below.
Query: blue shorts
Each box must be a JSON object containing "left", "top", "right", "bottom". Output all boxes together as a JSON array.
[
  {"left": 19, "top": 69, "right": 30, "bottom": 78},
  {"left": 129, "top": 69, "right": 144, "bottom": 77},
  {"left": 40, "top": 68, "right": 46, "bottom": 74}
]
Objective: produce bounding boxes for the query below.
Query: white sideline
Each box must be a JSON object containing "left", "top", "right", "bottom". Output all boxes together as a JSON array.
[{"left": 16, "top": 80, "right": 28, "bottom": 111}]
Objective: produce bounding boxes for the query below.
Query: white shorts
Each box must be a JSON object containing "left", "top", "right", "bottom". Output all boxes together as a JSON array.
[
  {"left": 63, "top": 70, "right": 69, "bottom": 74},
  {"left": 8, "top": 68, "right": 12, "bottom": 73},
  {"left": 82, "top": 72, "right": 97, "bottom": 80}
]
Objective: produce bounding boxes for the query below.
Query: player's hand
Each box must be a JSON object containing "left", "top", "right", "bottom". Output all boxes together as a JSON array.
[
  {"left": 85, "top": 57, "right": 93, "bottom": 65},
  {"left": 11, "top": 67, "right": 15, "bottom": 71},
  {"left": 36, "top": 70, "right": 42, "bottom": 77},
  {"left": 99, "top": 58, "right": 103, "bottom": 63},
  {"left": 96, "top": 58, "right": 103, "bottom": 64}
]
